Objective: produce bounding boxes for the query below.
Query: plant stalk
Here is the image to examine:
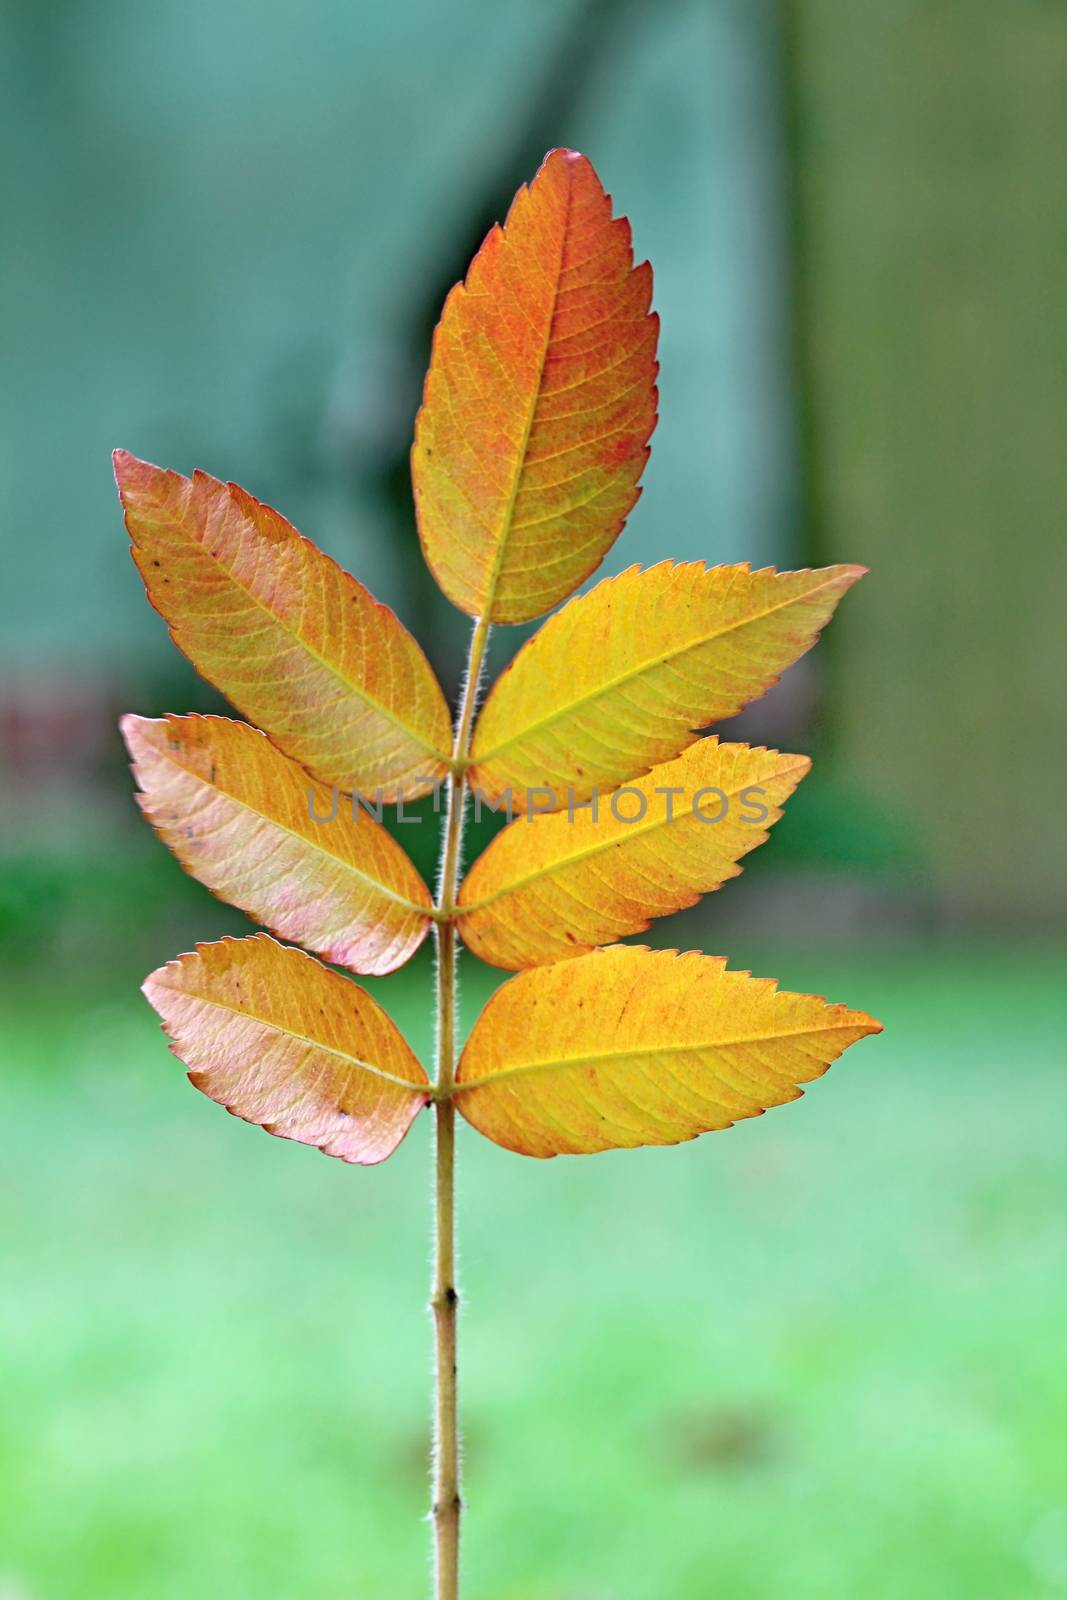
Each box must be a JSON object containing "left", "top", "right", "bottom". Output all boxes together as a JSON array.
[{"left": 431, "top": 613, "right": 491, "bottom": 1600}]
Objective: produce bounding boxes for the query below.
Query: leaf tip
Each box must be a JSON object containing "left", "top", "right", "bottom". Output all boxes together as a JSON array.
[
  {"left": 140, "top": 964, "right": 168, "bottom": 1013},
  {"left": 118, "top": 710, "right": 152, "bottom": 750},
  {"left": 822, "top": 1000, "right": 883, "bottom": 1042},
  {"left": 112, "top": 447, "right": 150, "bottom": 492},
  {"left": 543, "top": 145, "right": 585, "bottom": 168},
  {"left": 834, "top": 563, "right": 869, "bottom": 588}
]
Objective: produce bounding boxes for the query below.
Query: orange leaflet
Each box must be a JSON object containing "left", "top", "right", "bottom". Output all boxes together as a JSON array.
[
  {"left": 412, "top": 149, "right": 658, "bottom": 624},
  {"left": 115, "top": 451, "right": 451, "bottom": 801}
]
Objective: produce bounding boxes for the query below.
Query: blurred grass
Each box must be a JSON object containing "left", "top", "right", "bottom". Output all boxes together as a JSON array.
[{"left": 1, "top": 941, "right": 1065, "bottom": 1599}]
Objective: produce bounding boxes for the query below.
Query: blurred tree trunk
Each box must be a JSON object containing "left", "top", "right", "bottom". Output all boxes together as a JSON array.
[{"left": 780, "top": 0, "right": 1067, "bottom": 923}]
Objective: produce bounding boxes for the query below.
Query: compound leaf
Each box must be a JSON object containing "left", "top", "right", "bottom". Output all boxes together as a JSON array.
[
  {"left": 115, "top": 451, "right": 451, "bottom": 800},
  {"left": 469, "top": 562, "right": 863, "bottom": 807},
  {"left": 458, "top": 739, "right": 808, "bottom": 969},
  {"left": 412, "top": 148, "right": 658, "bottom": 624},
  {"left": 143, "top": 934, "right": 430, "bottom": 1164},
  {"left": 123, "top": 714, "right": 434, "bottom": 976},
  {"left": 455, "top": 945, "right": 881, "bottom": 1158}
]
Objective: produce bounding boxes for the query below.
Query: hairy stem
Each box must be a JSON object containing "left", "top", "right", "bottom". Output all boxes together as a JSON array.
[{"left": 431, "top": 613, "right": 491, "bottom": 1600}]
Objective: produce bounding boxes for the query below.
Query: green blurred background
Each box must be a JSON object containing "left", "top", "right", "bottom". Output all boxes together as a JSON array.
[{"left": 1, "top": 2, "right": 1064, "bottom": 1596}]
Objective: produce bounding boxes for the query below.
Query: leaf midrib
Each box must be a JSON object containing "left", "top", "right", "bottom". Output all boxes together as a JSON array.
[
  {"left": 168, "top": 981, "right": 429, "bottom": 1095},
  {"left": 472, "top": 571, "right": 850, "bottom": 765},
  {"left": 455, "top": 1020, "right": 869, "bottom": 1092},
  {"left": 472, "top": 162, "right": 575, "bottom": 623}
]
